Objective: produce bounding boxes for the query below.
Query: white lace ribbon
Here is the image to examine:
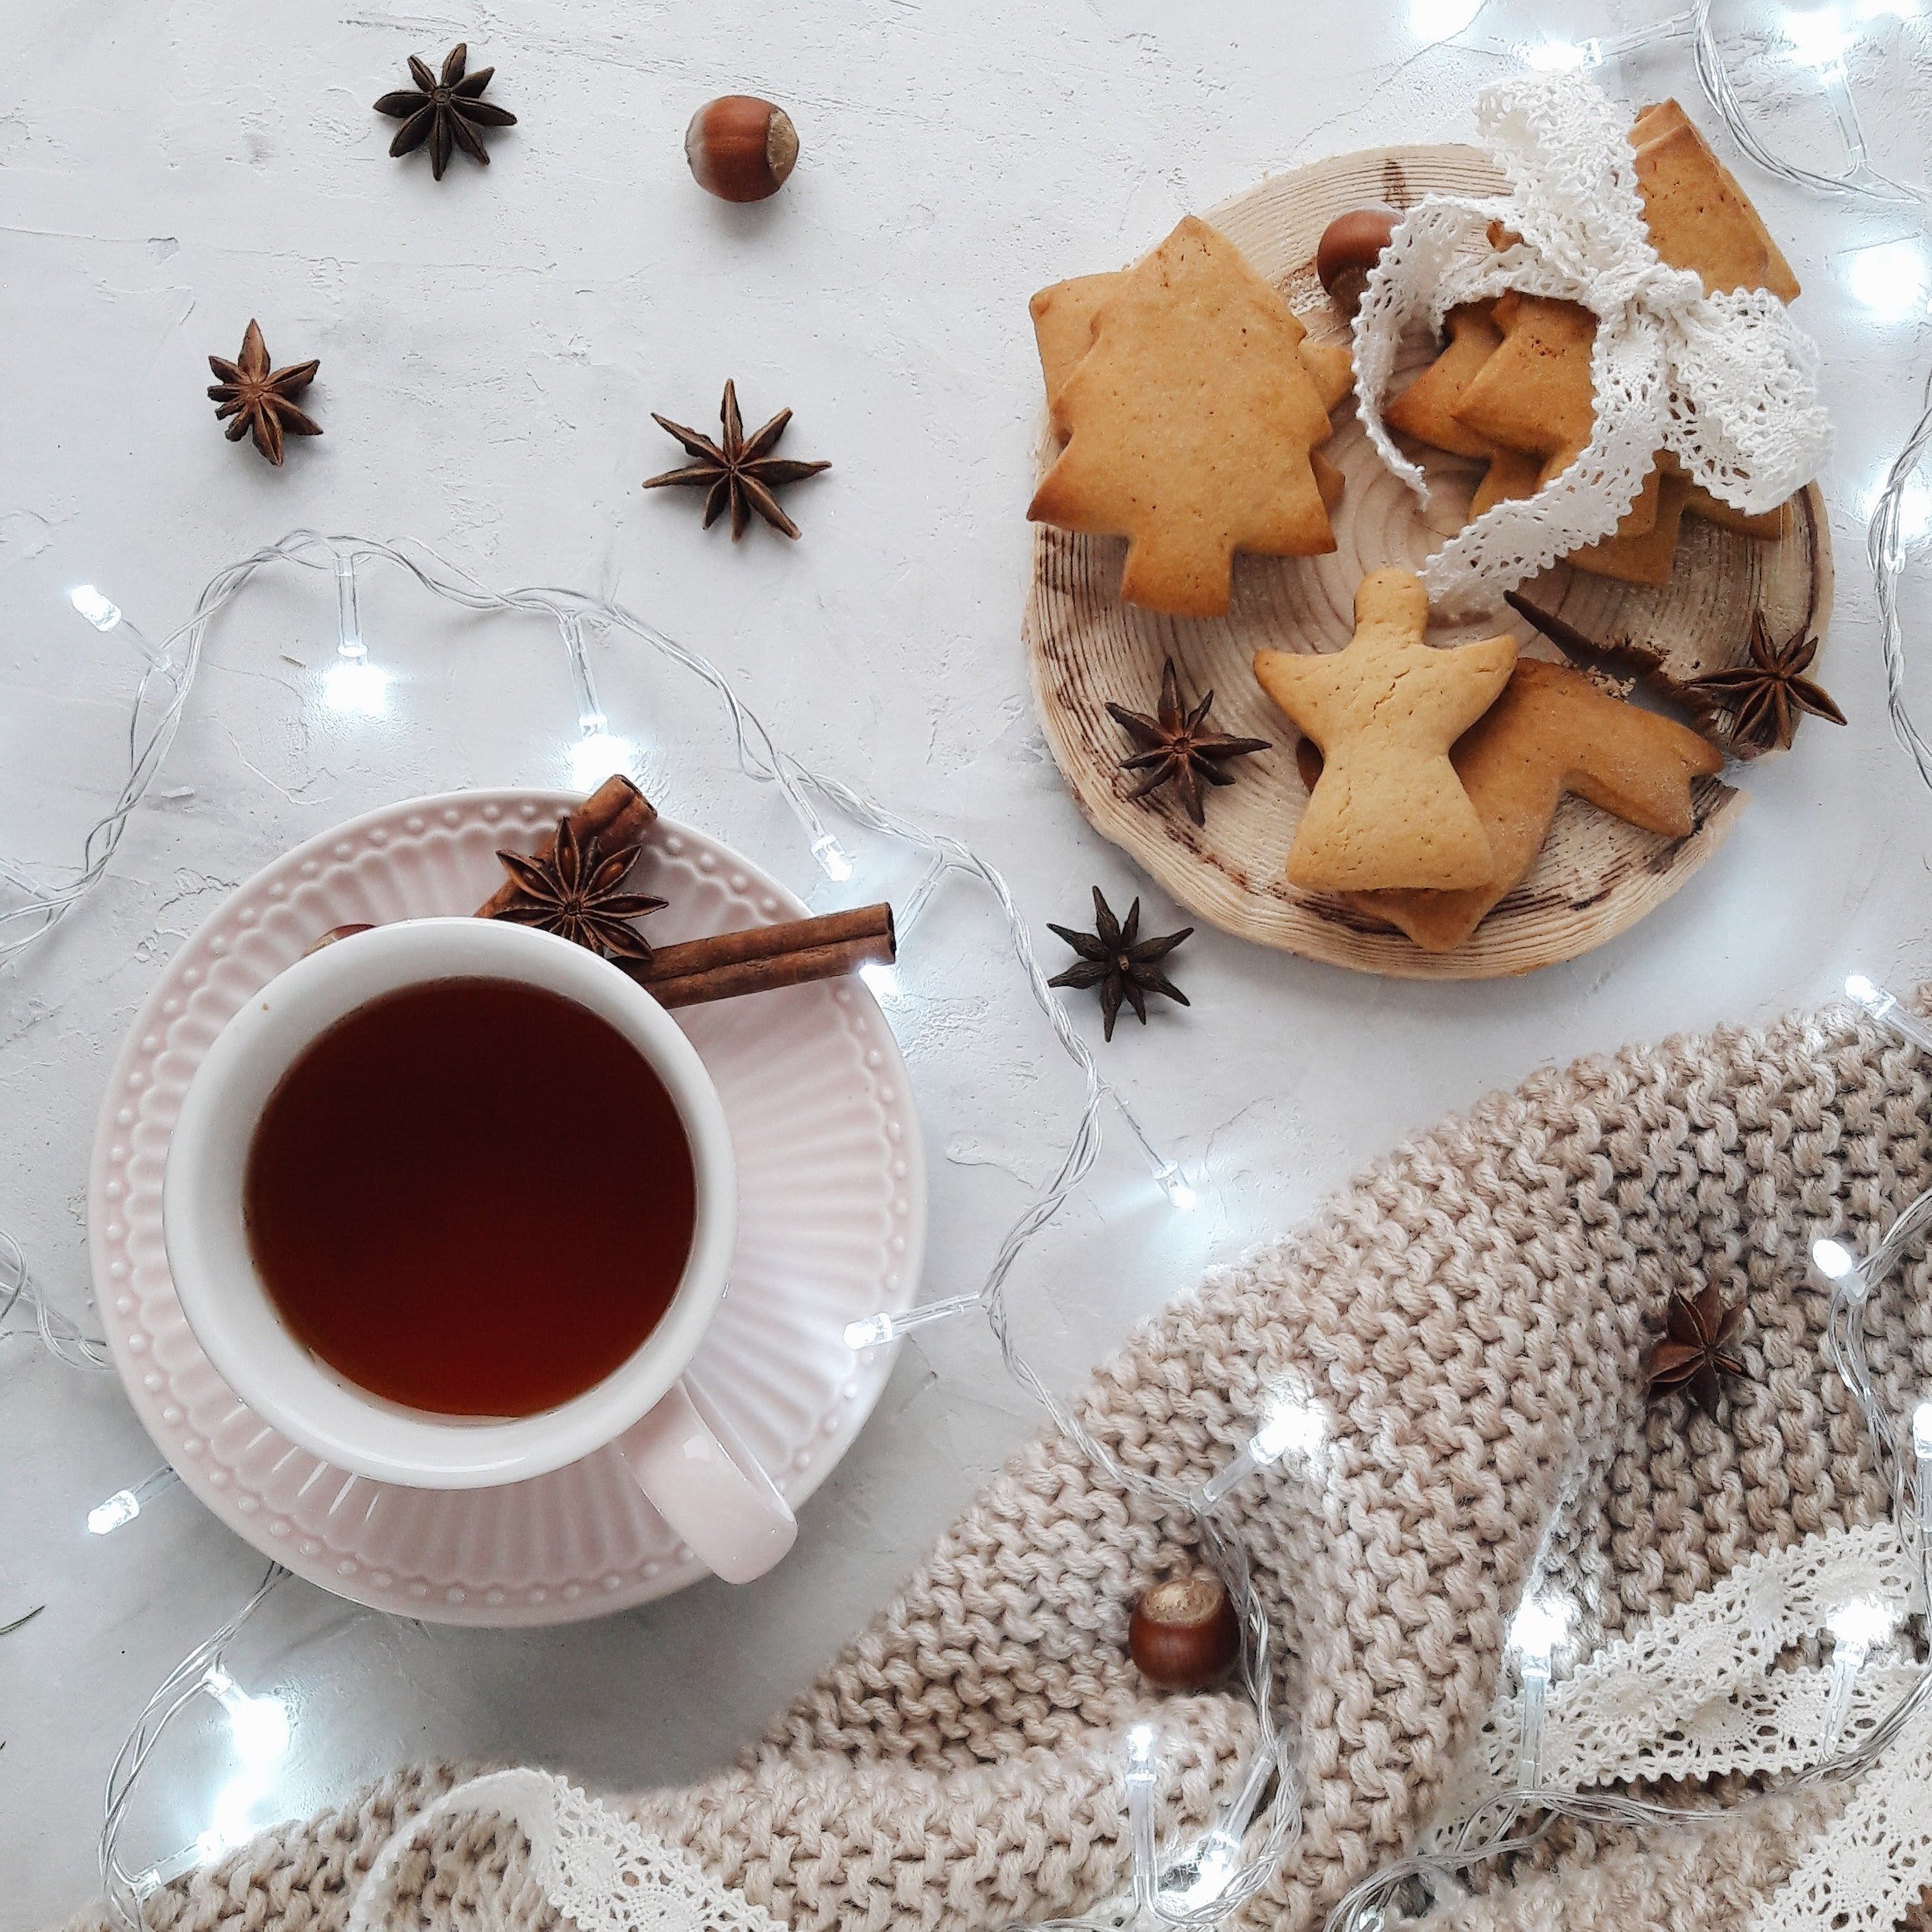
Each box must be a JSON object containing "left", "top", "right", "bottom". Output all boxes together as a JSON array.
[
  {"left": 345, "top": 1529, "right": 1926, "bottom": 1932},
  {"left": 345, "top": 1766, "right": 784, "bottom": 1932},
  {"left": 1352, "top": 72, "right": 1832, "bottom": 601},
  {"left": 1420, "top": 1523, "right": 1930, "bottom": 1932}
]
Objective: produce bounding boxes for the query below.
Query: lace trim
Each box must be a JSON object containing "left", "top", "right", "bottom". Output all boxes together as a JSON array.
[
  {"left": 345, "top": 1531, "right": 1929, "bottom": 1932},
  {"left": 1429, "top": 1522, "right": 1922, "bottom": 1836},
  {"left": 345, "top": 1767, "right": 784, "bottom": 1932},
  {"left": 1752, "top": 1698, "right": 1932, "bottom": 1932},
  {"left": 1352, "top": 72, "right": 1831, "bottom": 603}
]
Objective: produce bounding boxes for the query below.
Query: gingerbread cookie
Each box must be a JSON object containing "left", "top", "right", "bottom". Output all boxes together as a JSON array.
[
  {"left": 1473, "top": 443, "right": 1664, "bottom": 547},
  {"left": 1664, "top": 450, "right": 1786, "bottom": 538},
  {"left": 1254, "top": 568, "right": 1516, "bottom": 891},
  {"left": 1031, "top": 271, "right": 1354, "bottom": 428},
  {"left": 1629, "top": 99, "right": 1801, "bottom": 300},
  {"left": 1385, "top": 301, "right": 1503, "bottom": 460},
  {"left": 1568, "top": 469, "right": 1692, "bottom": 585},
  {"left": 1028, "top": 218, "right": 1341, "bottom": 617},
  {"left": 1383, "top": 100, "right": 1803, "bottom": 585},
  {"left": 1453, "top": 291, "right": 1599, "bottom": 475},
  {"left": 1295, "top": 656, "right": 1723, "bottom": 950}
]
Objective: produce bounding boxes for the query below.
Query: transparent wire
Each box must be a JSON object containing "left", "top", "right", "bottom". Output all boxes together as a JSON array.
[
  {"left": 1686, "top": 0, "right": 1930, "bottom": 207},
  {"left": 99, "top": 1564, "right": 286, "bottom": 1931},
  {"left": 1322, "top": 989, "right": 1932, "bottom": 1932},
  {"left": 0, "top": 1225, "right": 109, "bottom": 1370},
  {"left": 1870, "top": 364, "right": 1932, "bottom": 795},
  {"left": 0, "top": 532, "right": 1245, "bottom": 1914},
  {"left": 35, "top": 528, "right": 1932, "bottom": 1930}
]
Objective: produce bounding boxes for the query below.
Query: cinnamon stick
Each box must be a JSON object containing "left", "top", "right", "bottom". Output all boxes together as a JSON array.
[
  {"left": 624, "top": 904, "right": 895, "bottom": 1008},
  {"left": 452, "top": 780, "right": 891, "bottom": 1006},
  {"left": 473, "top": 774, "right": 657, "bottom": 920}
]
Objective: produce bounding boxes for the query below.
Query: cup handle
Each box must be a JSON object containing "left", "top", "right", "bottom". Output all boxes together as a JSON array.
[{"left": 616, "top": 1372, "right": 796, "bottom": 1584}]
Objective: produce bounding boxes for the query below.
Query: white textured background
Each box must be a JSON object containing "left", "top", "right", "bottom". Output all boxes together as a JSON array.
[{"left": 5, "top": 2, "right": 1932, "bottom": 1922}]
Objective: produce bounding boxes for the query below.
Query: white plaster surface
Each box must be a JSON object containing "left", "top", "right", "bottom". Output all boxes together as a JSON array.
[{"left": 4, "top": 2, "right": 1932, "bottom": 1922}]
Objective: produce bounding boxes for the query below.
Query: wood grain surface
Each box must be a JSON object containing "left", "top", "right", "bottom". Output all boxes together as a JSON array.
[{"left": 1023, "top": 144, "right": 1834, "bottom": 979}]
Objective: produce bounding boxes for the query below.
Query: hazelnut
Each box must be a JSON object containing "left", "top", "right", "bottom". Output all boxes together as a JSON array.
[
  {"left": 305, "top": 924, "right": 374, "bottom": 956},
  {"left": 1128, "top": 1573, "right": 1240, "bottom": 1691},
  {"left": 684, "top": 95, "right": 799, "bottom": 204},
  {"left": 1315, "top": 208, "right": 1400, "bottom": 319}
]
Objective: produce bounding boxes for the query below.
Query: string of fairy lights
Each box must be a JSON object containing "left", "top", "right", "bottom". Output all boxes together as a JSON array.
[
  {"left": 1, "top": 526, "right": 1227, "bottom": 1923},
  {"left": 7, "top": 7, "right": 1932, "bottom": 1926}
]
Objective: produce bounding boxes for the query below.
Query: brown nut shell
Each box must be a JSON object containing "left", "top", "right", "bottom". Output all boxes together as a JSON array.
[
  {"left": 1128, "top": 1573, "right": 1240, "bottom": 1691},
  {"left": 305, "top": 923, "right": 375, "bottom": 956},
  {"left": 685, "top": 95, "right": 799, "bottom": 203},
  {"left": 1315, "top": 208, "right": 1400, "bottom": 319}
]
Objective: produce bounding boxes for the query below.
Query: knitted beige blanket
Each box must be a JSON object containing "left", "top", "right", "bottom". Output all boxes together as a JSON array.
[{"left": 64, "top": 992, "right": 1932, "bottom": 1932}]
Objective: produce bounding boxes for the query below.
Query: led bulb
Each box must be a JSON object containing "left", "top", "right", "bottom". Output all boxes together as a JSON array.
[
  {"left": 87, "top": 1489, "right": 141, "bottom": 1536},
  {"left": 810, "top": 832, "right": 855, "bottom": 883},
  {"left": 226, "top": 1695, "right": 290, "bottom": 1766},
  {"left": 1508, "top": 1592, "right": 1573, "bottom": 1665},
  {"left": 568, "top": 729, "right": 635, "bottom": 789},
  {"left": 1523, "top": 39, "right": 1591, "bottom": 69},
  {"left": 87, "top": 1464, "right": 178, "bottom": 1534},
  {"left": 1254, "top": 1392, "right": 1324, "bottom": 1465},
  {"left": 842, "top": 1292, "right": 978, "bottom": 1351},
  {"left": 1784, "top": 3, "right": 1855, "bottom": 65},
  {"left": 204, "top": 1667, "right": 290, "bottom": 1765},
  {"left": 1845, "top": 239, "right": 1932, "bottom": 321},
  {"left": 1170, "top": 1830, "right": 1240, "bottom": 1909},
  {"left": 324, "top": 658, "right": 389, "bottom": 716},
  {"left": 70, "top": 584, "right": 123, "bottom": 630},
  {"left": 1822, "top": 1596, "right": 1895, "bottom": 1754},
  {"left": 844, "top": 1314, "right": 893, "bottom": 1350},
  {"left": 1827, "top": 1595, "right": 1896, "bottom": 1650},
  {"left": 1509, "top": 1592, "right": 1572, "bottom": 1791},
  {"left": 1152, "top": 1159, "right": 1198, "bottom": 1211},
  {"left": 1813, "top": 1236, "right": 1857, "bottom": 1282}
]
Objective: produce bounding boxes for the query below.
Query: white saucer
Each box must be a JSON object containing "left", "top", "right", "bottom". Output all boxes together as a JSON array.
[{"left": 87, "top": 790, "right": 924, "bottom": 1625}]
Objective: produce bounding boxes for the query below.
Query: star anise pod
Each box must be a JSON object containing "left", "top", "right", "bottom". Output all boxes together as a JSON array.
[
  {"left": 490, "top": 817, "right": 666, "bottom": 961},
  {"left": 374, "top": 43, "right": 517, "bottom": 181},
  {"left": 206, "top": 320, "right": 321, "bottom": 466},
  {"left": 1107, "top": 659, "right": 1271, "bottom": 827},
  {"left": 1048, "top": 888, "right": 1192, "bottom": 1042},
  {"left": 1682, "top": 612, "right": 1846, "bottom": 753},
  {"left": 643, "top": 380, "right": 830, "bottom": 541},
  {"left": 1646, "top": 1286, "right": 1748, "bottom": 1417}
]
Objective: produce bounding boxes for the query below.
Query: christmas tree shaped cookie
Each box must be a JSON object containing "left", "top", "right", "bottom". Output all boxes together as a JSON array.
[
  {"left": 1028, "top": 217, "right": 1340, "bottom": 618},
  {"left": 1255, "top": 569, "right": 1516, "bottom": 891}
]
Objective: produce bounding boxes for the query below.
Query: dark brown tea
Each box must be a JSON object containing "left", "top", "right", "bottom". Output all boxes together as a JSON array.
[{"left": 243, "top": 978, "right": 697, "bottom": 1417}]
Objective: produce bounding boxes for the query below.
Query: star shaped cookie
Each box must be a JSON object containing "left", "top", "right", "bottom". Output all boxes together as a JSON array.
[
  {"left": 1028, "top": 217, "right": 1340, "bottom": 617},
  {"left": 1254, "top": 568, "right": 1516, "bottom": 891},
  {"left": 1295, "top": 657, "right": 1723, "bottom": 949}
]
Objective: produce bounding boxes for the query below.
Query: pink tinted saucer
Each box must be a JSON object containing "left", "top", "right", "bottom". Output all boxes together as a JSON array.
[{"left": 87, "top": 790, "right": 924, "bottom": 1625}]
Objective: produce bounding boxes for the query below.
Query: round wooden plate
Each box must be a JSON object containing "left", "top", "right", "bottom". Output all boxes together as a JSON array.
[{"left": 1023, "top": 145, "right": 1834, "bottom": 980}]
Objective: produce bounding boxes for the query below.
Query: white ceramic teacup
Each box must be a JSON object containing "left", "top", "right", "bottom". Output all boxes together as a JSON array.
[{"left": 163, "top": 916, "right": 796, "bottom": 1585}]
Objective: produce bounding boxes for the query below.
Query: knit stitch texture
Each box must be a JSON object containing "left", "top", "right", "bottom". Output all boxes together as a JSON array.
[{"left": 61, "top": 993, "right": 1932, "bottom": 1932}]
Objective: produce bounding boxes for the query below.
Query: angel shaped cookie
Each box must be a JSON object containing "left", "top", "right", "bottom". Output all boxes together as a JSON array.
[{"left": 1255, "top": 569, "right": 1515, "bottom": 892}]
